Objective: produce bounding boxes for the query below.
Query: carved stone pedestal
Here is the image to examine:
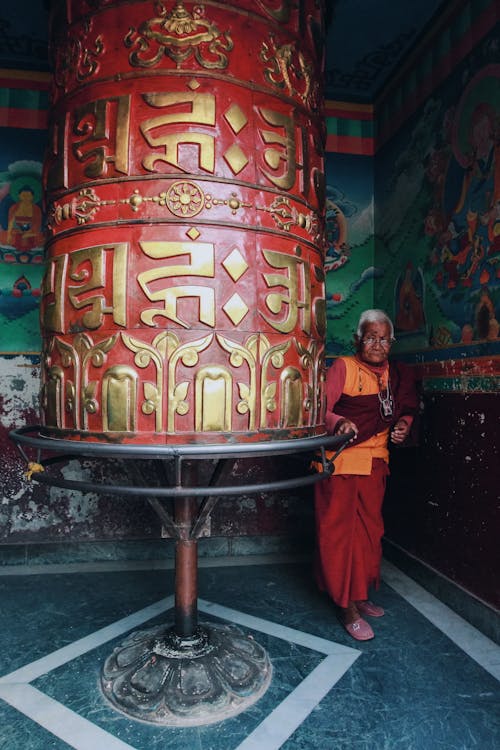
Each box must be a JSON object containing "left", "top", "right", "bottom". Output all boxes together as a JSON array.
[{"left": 101, "top": 621, "right": 272, "bottom": 726}]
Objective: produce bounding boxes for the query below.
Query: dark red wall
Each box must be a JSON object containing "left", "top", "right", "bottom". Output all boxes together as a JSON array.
[{"left": 384, "top": 390, "right": 499, "bottom": 609}]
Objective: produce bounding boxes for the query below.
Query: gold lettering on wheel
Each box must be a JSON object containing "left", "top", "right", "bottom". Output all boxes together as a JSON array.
[
  {"left": 195, "top": 367, "right": 232, "bottom": 431},
  {"left": 72, "top": 96, "right": 131, "bottom": 178},
  {"left": 261, "top": 249, "right": 311, "bottom": 334},
  {"left": 138, "top": 242, "right": 215, "bottom": 328},
  {"left": 141, "top": 92, "right": 216, "bottom": 173},
  {"left": 258, "top": 108, "right": 297, "bottom": 190},
  {"left": 42, "top": 255, "right": 68, "bottom": 333},
  {"left": 46, "top": 115, "right": 69, "bottom": 191},
  {"left": 68, "top": 244, "right": 128, "bottom": 329}
]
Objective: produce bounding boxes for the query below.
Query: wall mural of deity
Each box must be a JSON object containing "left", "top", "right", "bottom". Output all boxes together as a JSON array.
[
  {"left": 0, "top": 129, "right": 47, "bottom": 352},
  {"left": 323, "top": 151, "right": 377, "bottom": 356},
  {"left": 374, "top": 43, "right": 499, "bottom": 354}
]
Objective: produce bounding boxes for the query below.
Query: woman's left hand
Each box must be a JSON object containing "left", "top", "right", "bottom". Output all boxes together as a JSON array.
[{"left": 390, "top": 418, "right": 411, "bottom": 444}]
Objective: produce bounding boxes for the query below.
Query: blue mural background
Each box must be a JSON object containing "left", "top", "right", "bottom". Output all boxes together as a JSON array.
[{"left": 324, "top": 151, "right": 376, "bottom": 354}]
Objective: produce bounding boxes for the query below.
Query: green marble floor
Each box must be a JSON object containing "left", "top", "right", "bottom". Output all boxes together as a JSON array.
[{"left": 0, "top": 558, "right": 498, "bottom": 749}]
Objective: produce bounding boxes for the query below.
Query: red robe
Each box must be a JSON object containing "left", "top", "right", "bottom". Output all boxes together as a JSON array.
[{"left": 315, "top": 356, "right": 417, "bottom": 608}]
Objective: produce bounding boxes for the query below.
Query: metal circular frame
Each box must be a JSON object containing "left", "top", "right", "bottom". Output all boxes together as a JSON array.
[{"left": 10, "top": 425, "right": 352, "bottom": 498}]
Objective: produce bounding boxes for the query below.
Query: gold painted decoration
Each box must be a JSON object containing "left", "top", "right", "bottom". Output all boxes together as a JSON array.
[
  {"left": 125, "top": 1, "right": 234, "bottom": 70},
  {"left": 42, "top": 0, "right": 327, "bottom": 444}
]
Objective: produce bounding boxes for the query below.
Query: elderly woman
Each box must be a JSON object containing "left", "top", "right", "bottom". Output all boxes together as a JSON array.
[{"left": 315, "top": 309, "right": 417, "bottom": 641}]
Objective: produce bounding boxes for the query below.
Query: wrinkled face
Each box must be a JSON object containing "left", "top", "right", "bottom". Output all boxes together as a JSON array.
[{"left": 356, "top": 321, "right": 393, "bottom": 365}]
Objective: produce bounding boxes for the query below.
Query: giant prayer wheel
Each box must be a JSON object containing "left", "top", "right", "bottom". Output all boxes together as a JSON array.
[{"left": 41, "top": 0, "right": 327, "bottom": 446}]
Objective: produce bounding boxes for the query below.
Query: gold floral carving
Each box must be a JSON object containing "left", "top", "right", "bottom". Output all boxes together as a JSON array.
[
  {"left": 255, "top": 0, "right": 292, "bottom": 23},
  {"left": 49, "top": 184, "right": 254, "bottom": 227},
  {"left": 256, "top": 195, "right": 317, "bottom": 235},
  {"left": 49, "top": 188, "right": 109, "bottom": 228},
  {"left": 42, "top": 333, "right": 118, "bottom": 430},
  {"left": 260, "top": 35, "right": 317, "bottom": 109},
  {"left": 216, "top": 333, "right": 259, "bottom": 431},
  {"left": 280, "top": 366, "right": 303, "bottom": 427},
  {"left": 165, "top": 181, "right": 204, "bottom": 217},
  {"left": 258, "top": 335, "right": 323, "bottom": 429},
  {"left": 102, "top": 366, "right": 138, "bottom": 432},
  {"left": 122, "top": 333, "right": 168, "bottom": 432},
  {"left": 259, "top": 335, "right": 291, "bottom": 427},
  {"left": 41, "top": 329, "right": 324, "bottom": 435},
  {"left": 125, "top": 1, "right": 233, "bottom": 69}
]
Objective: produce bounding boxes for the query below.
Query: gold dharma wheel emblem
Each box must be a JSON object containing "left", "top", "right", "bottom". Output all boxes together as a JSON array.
[{"left": 166, "top": 181, "right": 204, "bottom": 217}]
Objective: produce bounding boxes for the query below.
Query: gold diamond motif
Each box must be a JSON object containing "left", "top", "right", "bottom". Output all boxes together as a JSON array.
[
  {"left": 188, "top": 79, "right": 201, "bottom": 90},
  {"left": 187, "top": 227, "right": 200, "bottom": 240},
  {"left": 222, "top": 293, "right": 248, "bottom": 325},
  {"left": 222, "top": 248, "right": 248, "bottom": 281},
  {"left": 224, "top": 144, "right": 249, "bottom": 175},
  {"left": 224, "top": 104, "right": 247, "bottom": 134}
]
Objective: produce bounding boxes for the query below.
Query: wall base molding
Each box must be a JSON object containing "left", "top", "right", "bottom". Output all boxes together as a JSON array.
[
  {"left": 383, "top": 538, "right": 499, "bottom": 645},
  {"left": 0, "top": 535, "right": 313, "bottom": 571}
]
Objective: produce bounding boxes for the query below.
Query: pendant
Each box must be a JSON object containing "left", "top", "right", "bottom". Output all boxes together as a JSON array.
[
  {"left": 378, "top": 387, "right": 394, "bottom": 419},
  {"left": 379, "top": 396, "right": 393, "bottom": 417}
]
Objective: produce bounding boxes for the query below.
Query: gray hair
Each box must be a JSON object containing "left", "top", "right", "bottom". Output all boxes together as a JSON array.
[{"left": 356, "top": 309, "right": 394, "bottom": 339}]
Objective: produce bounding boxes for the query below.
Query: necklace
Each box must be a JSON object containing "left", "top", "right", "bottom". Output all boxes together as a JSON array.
[
  {"left": 357, "top": 363, "right": 394, "bottom": 420},
  {"left": 378, "top": 380, "right": 394, "bottom": 420}
]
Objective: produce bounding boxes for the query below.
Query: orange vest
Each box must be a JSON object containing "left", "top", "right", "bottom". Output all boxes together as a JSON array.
[{"left": 328, "top": 357, "right": 390, "bottom": 476}]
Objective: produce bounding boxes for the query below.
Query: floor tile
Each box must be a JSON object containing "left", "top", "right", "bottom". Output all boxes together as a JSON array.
[{"left": 0, "top": 561, "right": 498, "bottom": 750}]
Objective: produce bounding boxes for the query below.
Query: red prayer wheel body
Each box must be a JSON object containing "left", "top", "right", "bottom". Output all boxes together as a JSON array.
[{"left": 40, "top": 0, "right": 327, "bottom": 445}]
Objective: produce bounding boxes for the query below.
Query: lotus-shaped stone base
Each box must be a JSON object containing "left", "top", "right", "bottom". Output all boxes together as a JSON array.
[{"left": 101, "top": 621, "right": 272, "bottom": 725}]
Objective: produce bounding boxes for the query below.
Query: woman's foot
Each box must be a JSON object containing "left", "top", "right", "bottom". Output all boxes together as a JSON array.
[
  {"left": 338, "top": 602, "right": 374, "bottom": 641},
  {"left": 355, "top": 600, "right": 385, "bottom": 618}
]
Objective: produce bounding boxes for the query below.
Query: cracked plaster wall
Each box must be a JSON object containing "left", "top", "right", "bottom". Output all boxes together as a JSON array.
[{"left": 0, "top": 356, "right": 313, "bottom": 552}]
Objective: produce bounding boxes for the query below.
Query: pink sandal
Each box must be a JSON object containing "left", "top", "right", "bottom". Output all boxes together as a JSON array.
[{"left": 342, "top": 617, "right": 374, "bottom": 641}]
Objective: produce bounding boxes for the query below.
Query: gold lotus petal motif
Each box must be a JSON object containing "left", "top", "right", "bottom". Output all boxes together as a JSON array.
[{"left": 166, "top": 181, "right": 204, "bottom": 217}]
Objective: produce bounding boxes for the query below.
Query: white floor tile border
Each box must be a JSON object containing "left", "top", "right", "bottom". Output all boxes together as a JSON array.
[
  {"left": 0, "top": 684, "right": 138, "bottom": 750},
  {"left": 0, "top": 597, "right": 174, "bottom": 685},
  {"left": 381, "top": 559, "right": 500, "bottom": 681},
  {"left": 1, "top": 562, "right": 497, "bottom": 750},
  {"left": 0, "top": 596, "right": 360, "bottom": 750}
]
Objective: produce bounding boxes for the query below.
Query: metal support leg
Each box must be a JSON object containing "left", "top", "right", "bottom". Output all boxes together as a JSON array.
[{"left": 174, "top": 497, "right": 198, "bottom": 638}]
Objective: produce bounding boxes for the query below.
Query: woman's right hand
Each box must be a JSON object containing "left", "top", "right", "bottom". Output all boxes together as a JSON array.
[{"left": 334, "top": 418, "right": 358, "bottom": 441}]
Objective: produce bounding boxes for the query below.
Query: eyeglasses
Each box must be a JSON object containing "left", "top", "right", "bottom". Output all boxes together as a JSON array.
[{"left": 360, "top": 337, "right": 394, "bottom": 348}]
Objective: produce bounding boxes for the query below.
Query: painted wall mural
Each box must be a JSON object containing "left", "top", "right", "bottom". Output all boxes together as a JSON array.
[
  {"left": 373, "top": 24, "right": 499, "bottom": 610},
  {"left": 0, "top": 129, "right": 47, "bottom": 353},
  {"left": 374, "top": 42, "right": 500, "bottom": 358},
  {"left": 324, "top": 151, "right": 376, "bottom": 355}
]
